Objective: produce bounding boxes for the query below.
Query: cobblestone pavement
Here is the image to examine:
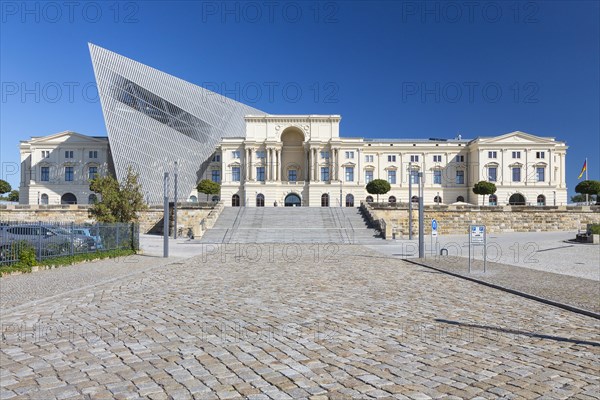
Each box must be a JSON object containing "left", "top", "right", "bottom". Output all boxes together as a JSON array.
[
  {"left": 403, "top": 256, "right": 600, "bottom": 315},
  {"left": 1, "top": 244, "right": 599, "bottom": 399}
]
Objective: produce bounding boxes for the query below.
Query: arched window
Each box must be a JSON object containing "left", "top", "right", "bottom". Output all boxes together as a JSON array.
[
  {"left": 489, "top": 194, "right": 498, "bottom": 206},
  {"left": 211, "top": 195, "right": 220, "bottom": 202},
  {"left": 256, "top": 193, "right": 265, "bottom": 207},
  {"left": 509, "top": 193, "right": 526, "bottom": 205},
  {"left": 388, "top": 196, "right": 396, "bottom": 204},
  {"left": 61, "top": 193, "right": 77, "bottom": 205},
  {"left": 537, "top": 194, "right": 546, "bottom": 206},
  {"left": 456, "top": 196, "right": 465, "bottom": 203},
  {"left": 321, "top": 193, "right": 329, "bottom": 207},
  {"left": 41, "top": 193, "right": 49, "bottom": 205},
  {"left": 411, "top": 196, "right": 419, "bottom": 203},
  {"left": 88, "top": 194, "right": 98, "bottom": 204},
  {"left": 366, "top": 196, "right": 374, "bottom": 203},
  {"left": 232, "top": 194, "right": 240, "bottom": 207},
  {"left": 284, "top": 193, "right": 301, "bottom": 207},
  {"left": 189, "top": 195, "right": 198, "bottom": 203},
  {"left": 434, "top": 195, "right": 442, "bottom": 204},
  {"left": 345, "top": 194, "right": 354, "bottom": 207}
]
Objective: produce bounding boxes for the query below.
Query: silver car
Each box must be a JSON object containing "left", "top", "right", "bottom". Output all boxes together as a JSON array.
[{"left": 0, "top": 225, "right": 96, "bottom": 259}]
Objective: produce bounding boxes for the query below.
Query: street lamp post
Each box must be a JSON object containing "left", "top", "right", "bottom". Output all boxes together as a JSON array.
[
  {"left": 173, "top": 161, "right": 178, "bottom": 240},
  {"left": 418, "top": 172, "right": 425, "bottom": 258},
  {"left": 408, "top": 162, "right": 413, "bottom": 240},
  {"left": 163, "top": 172, "right": 169, "bottom": 258}
]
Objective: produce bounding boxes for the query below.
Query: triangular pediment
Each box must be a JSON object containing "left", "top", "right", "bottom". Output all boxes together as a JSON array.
[
  {"left": 476, "top": 131, "right": 557, "bottom": 145},
  {"left": 29, "top": 131, "right": 108, "bottom": 145}
]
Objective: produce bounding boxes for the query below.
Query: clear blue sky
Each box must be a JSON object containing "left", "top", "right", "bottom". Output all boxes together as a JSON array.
[{"left": 1, "top": 1, "right": 598, "bottom": 197}]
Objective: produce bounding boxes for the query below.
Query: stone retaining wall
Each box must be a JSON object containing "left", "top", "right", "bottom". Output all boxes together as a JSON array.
[
  {"left": 364, "top": 204, "right": 600, "bottom": 239},
  {"left": 0, "top": 203, "right": 222, "bottom": 237}
]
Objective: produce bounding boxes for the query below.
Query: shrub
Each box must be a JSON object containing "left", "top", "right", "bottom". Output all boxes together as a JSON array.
[{"left": 589, "top": 224, "right": 600, "bottom": 235}]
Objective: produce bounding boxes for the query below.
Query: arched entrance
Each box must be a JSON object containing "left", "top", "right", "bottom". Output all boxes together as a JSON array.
[
  {"left": 434, "top": 195, "right": 442, "bottom": 204},
  {"left": 411, "top": 195, "right": 419, "bottom": 203},
  {"left": 61, "top": 193, "right": 77, "bottom": 205},
  {"left": 231, "top": 194, "right": 240, "bottom": 207},
  {"left": 456, "top": 196, "right": 465, "bottom": 203},
  {"left": 345, "top": 194, "right": 354, "bottom": 207},
  {"left": 509, "top": 193, "right": 526, "bottom": 205},
  {"left": 366, "top": 196, "right": 374, "bottom": 203},
  {"left": 321, "top": 193, "right": 329, "bottom": 207},
  {"left": 256, "top": 193, "right": 265, "bottom": 207},
  {"left": 284, "top": 193, "right": 301, "bottom": 207},
  {"left": 281, "top": 127, "right": 305, "bottom": 182},
  {"left": 388, "top": 196, "right": 396, "bottom": 204},
  {"left": 536, "top": 194, "right": 546, "bottom": 206}
]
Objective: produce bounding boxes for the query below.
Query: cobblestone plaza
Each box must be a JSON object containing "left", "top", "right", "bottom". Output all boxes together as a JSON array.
[{"left": 1, "top": 245, "right": 598, "bottom": 399}]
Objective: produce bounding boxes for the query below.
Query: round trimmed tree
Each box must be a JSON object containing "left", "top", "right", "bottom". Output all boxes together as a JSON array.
[
  {"left": 197, "top": 179, "right": 220, "bottom": 202},
  {"left": 575, "top": 180, "right": 600, "bottom": 204},
  {"left": 366, "top": 179, "right": 391, "bottom": 203},
  {"left": 472, "top": 181, "right": 497, "bottom": 205}
]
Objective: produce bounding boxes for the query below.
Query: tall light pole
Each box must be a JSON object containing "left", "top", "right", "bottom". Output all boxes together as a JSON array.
[
  {"left": 173, "top": 161, "right": 178, "bottom": 239},
  {"left": 163, "top": 172, "right": 169, "bottom": 258},
  {"left": 418, "top": 171, "right": 424, "bottom": 258},
  {"left": 339, "top": 179, "right": 342, "bottom": 207},
  {"left": 408, "top": 162, "right": 413, "bottom": 240}
]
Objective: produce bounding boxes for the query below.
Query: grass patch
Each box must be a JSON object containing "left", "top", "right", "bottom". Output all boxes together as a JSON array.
[{"left": 0, "top": 249, "right": 137, "bottom": 277}]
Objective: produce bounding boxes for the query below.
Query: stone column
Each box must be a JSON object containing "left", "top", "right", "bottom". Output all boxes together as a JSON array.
[
  {"left": 357, "top": 149, "right": 361, "bottom": 184},
  {"left": 279, "top": 149, "right": 284, "bottom": 182},
  {"left": 266, "top": 148, "right": 270, "bottom": 182},
  {"left": 249, "top": 149, "right": 253, "bottom": 181},
  {"left": 304, "top": 148, "right": 309, "bottom": 181}
]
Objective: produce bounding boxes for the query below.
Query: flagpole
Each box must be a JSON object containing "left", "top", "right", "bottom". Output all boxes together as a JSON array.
[{"left": 585, "top": 158, "right": 589, "bottom": 205}]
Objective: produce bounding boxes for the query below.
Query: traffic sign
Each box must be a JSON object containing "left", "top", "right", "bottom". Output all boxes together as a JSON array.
[
  {"left": 431, "top": 219, "right": 438, "bottom": 237},
  {"left": 470, "top": 225, "right": 485, "bottom": 243}
]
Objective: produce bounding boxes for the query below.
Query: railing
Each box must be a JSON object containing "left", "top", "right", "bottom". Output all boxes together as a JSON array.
[{"left": 0, "top": 221, "right": 139, "bottom": 266}]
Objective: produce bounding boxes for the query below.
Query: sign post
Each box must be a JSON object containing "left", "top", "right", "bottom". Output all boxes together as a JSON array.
[
  {"left": 431, "top": 219, "right": 438, "bottom": 256},
  {"left": 468, "top": 225, "right": 486, "bottom": 273}
]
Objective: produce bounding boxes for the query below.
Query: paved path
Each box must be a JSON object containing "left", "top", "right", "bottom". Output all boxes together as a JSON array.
[{"left": 1, "top": 245, "right": 599, "bottom": 399}]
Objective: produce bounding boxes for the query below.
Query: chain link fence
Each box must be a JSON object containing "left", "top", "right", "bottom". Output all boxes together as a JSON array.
[{"left": 0, "top": 221, "right": 139, "bottom": 266}]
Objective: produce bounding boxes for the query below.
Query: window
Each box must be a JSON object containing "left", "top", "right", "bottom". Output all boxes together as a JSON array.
[
  {"left": 387, "top": 170, "right": 396, "bottom": 184},
  {"left": 89, "top": 151, "right": 98, "bottom": 158},
  {"left": 65, "top": 151, "right": 74, "bottom": 159},
  {"left": 321, "top": 193, "right": 330, "bottom": 207},
  {"left": 387, "top": 155, "right": 396, "bottom": 162},
  {"left": 410, "top": 170, "right": 419, "bottom": 184},
  {"left": 488, "top": 151, "right": 497, "bottom": 159},
  {"left": 536, "top": 167, "right": 545, "bottom": 182},
  {"left": 88, "top": 166, "right": 97, "bottom": 180},
  {"left": 366, "top": 196, "right": 373, "bottom": 203},
  {"left": 41, "top": 167, "right": 49, "bottom": 182},
  {"left": 434, "top": 195, "right": 442, "bottom": 204},
  {"left": 433, "top": 170, "right": 442, "bottom": 184},
  {"left": 512, "top": 167, "right": 521, "bottom": 182},
  {"left": 256, "top": 194, "right": 265, "bottom": 207},
  {"left": 65, "top": 166, "right": 74, "bottom": 181},
  {"left": 433, "top": 155, "right": 442, "bottom": 162},
  {"left": 455, "top": 155, "right": 465, "bottom": 162},
  {"left": 365, "top": 155, "right": 374, "bottom": 163},
  {"left": 41, "top": 150, "right": 50, "bottom": 158},
  {"left": 88, "top": 194, "right": 98, "bottom": 204},
  {"left": 41, "top": 193, "right": 49, "bottom": 205},
  {"left": 365, "top": 170, "right": 373, "bottom": 184},
  {"left": 410, "top": 155, "right": 419, "bottom": 163},
  {"left": 212, "top": 154, "right": 221, "bottom": 162},
  {"left": 232, "top": 167, "right": 240, "bottom": 182},
  {"left": 345, "top": 167, "right": 354, "bottom": 182},
  {"left": 536, "top": 151, "right": 545, "bottom": 159},
  {"left": 232, "top": 151, "right": 240, "bottom": 159},
  {"left": 345, "top": 151, "right": 354, "bottom": 159},
  {"left": 256, "top": 151, "right": 266, "bottom": 159},
  {"left": 232, "top": 194, "right": 240, "bottom": 207},
  {"left": 211, "top": 169, "right": 221, "bottom": 183},
  {"left": 457, "top": 196, "right": 465, "bottom": 202},
  {"left": 388, "top": 196, "right": 397, "bottom": 203},
  {"left": 537, "top": 194, "right": 546, "bottom": 206},
  {"left": 256, "top": 167, "right": 265, "bottom": 182},
  {"left": 320, "top": 167, "right": 330, "bottom": 181},
  {"left": 512, "top": 151, "right": 521, "bottom": 159},
  {"left": 456, "top": 170, "right": 464, "bottom": 184},
  {"left": 288, "top": 169, "right": 297, "bottom": 182},
  {"left": 489, "top": 194, "right": 498, "bottom": 206},
  {"left": 320, "top": 151, "right": 330, "bottom": 159},
  {"left": 488, "top": 167, "right": 497, "bottom": 182}
]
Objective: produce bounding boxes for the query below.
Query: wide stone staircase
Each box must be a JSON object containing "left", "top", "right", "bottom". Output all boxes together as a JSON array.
[{"left": 199, "top": 207, "right": 383, "bottom": 244}]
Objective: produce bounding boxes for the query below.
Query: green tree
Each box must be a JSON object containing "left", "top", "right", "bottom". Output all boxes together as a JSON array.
[
  {"left": 366, "top": 179, "right": 391, "bottom": 203},
  {"left": 575, "top": 180, "right": 600, "bottom": 204},
  {"left": 0, "top": 179, "right": 11, "bottom": 195},
  {"left": 571, "top": 194, "right": 586, "bottom": 203},
  {"left": 7, "top": 190, "right": 19, "bottom": 202},
  {"left": 196, "top": 179, "right": 220, "bottom": 202},
  {"left": 472, "top": 181, "right": 497, "bottom": 205},
  {"left": 89, "top": 166, "right": 147, "bottom": 223}
]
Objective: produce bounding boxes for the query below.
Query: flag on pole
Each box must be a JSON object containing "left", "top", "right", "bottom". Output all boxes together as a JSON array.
[{"left": 577, "top": 159, "right": 587, "bottom": 179}]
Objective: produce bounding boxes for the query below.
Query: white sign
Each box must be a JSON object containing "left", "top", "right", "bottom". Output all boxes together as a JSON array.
[
  {"left": 470, "top": 225, "right": 485, "bottom": 243},
  {"left": 431, "top": 219, "right": 438, "bottom": 237}
]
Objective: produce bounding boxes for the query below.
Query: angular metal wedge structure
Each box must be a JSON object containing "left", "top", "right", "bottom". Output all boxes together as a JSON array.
[{"left": 89, "top": 43, "right": 266, "bottom": 204}]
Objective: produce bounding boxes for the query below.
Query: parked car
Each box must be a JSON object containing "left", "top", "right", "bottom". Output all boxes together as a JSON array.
[
  {"left": 0, "top": 224, "right": 96, "bottom": 259},
  {"left": 69, "top": 227, "right": 104, "bottom": 250}
]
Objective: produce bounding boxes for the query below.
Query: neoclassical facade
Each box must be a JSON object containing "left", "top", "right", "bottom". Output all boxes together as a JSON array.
[
  {"left": 19, "top": 131, "right": 110, "bottom": 205},
  {"left": 200, "top": 115, "right": 568, "bottom": 207}
]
